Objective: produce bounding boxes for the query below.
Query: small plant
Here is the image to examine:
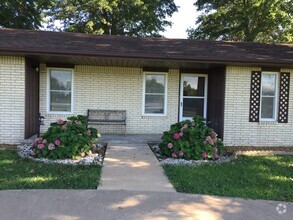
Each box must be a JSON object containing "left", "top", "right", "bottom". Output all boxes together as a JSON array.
[
  {"left": 159, "top": 115, "right": 223, "bottom": 160},
  {"left": 31, "top": 115, "right": 100, "bottom": 159}
]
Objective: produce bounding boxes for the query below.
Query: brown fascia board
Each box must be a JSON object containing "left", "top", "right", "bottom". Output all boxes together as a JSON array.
[{"left": 0, "top": 47, "right": 293, "bottom": 67}]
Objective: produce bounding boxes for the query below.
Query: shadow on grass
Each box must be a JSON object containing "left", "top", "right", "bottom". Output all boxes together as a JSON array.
[
  {"left": 0, "top": 150, "right": 102, "bottom": 190},
  {"left": 163, "top": 155, "right": 293, "bottom": 202}
]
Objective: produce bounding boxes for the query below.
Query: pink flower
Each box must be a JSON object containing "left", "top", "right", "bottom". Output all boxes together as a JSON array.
[
  {"left": 171, "top": 152, "right": 178, "bottom": 158},
  {"left": 86, "top": 130, "right": 91, "bottom": 136},
  {"left": 76, "top": 121, "right": 82, "bottom": 125},
  {"left": 206, "top": 136, "right": 215, "bottom": 145},
  {"left": 42, "top": 139, "right": 47, "bottom": 144},
  {"left": 167, "top": 143, "right": 173, "bottom": 149},
  {"left": 92, "top": 144, "right": 97, "bottom": 149},
  {"left": 37, "top": 143, "right": 44, "bottom": 149},
  {"left": 62, "top": 124, "right": 67, "bottom": 130},
  {"left": 214, "top": 153, "right": 219, "bottom": 159},
  {"left": 179, "top": 132, "right": 184, "bottom": 137},
  {"left": 31, "top": 141, "right": 36, "bottom": 147},
  {"left": 55, "top": 140, "right": 61, "bottom": 146},
  {"left": 35, "top": 137, "right": 43, "bottom": 143},
  {"left": 213, "top": 147, "right": 218, "bottom": 153},
  {"left": 48, "top": 143, "right": 55, "bottom": 150},
  {"left": 173, "top": 133, "right": 180, "bottom": 140},
  {"left": 67, "top": 120, "right": 72, "bottom": 124},
  {"left": 57, "top": 119, "right": 64, "bottom": 125},
  {"left": 202, "top": 152, "right": 207, "bottom": 159},
  {"left": 178, "top": 150, "right": 184, "bottom": 157},
  {"left": 181, "top": 124, "right": 188, "bottom": 131},
  {"left": 30, "top": 151, "right": 36, "bottom": 156}
]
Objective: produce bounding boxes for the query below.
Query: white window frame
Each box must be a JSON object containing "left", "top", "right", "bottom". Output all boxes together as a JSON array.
[
  {"left": 47, "top": 68, "right": 74, "bottom": 114},
  {"left": 260, "top": 71, "right": 278, "bottom": 121},
  {"left": 142, "top": 72, "right": 168, "bottom": 116},
  {"left": 180, "top": 73, "right": 208, "bottom": 121}
]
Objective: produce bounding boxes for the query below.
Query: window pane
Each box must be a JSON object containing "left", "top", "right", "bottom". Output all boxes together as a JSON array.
[
  {"left": 261, "top": 97, "right": 274, "bottom": 119},
  {"left": 183, "top": 76, "right": 205, "bottom": 97},
  {"left": 262, "top": 74, "right": 276, "bottom": 96},
  {"left": 145, "top": 94, "right": 164, "bottom": 114},
  {"left": 50, "top": 104, "right": 71, "bottom": 112},
  {"left": 50, "top": 91, "right": 71, "bottom": 112},
  {"left": 145, "top": 75, "right": 165, "bottom": 93},
  {"left": 50, "top": 70, "right": 72, "bottom": 90},
  {"left": 183, "top": 98, "right": 204, "bottom": 117}
]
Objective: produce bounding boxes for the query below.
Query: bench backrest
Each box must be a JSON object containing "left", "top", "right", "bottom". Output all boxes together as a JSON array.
[{"left": 88, "top": 109, "right": 126, "bottom": 122}]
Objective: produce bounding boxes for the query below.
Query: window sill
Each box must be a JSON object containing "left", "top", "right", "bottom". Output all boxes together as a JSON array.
[
  {"left": 259, "top": 121, "right": 277, "bottom": 125},
  {"left": 47, "top": 111, "right": 73, "bottom": 115},
  {"left": 142, "top": 114, "right": 167, "bottom": 118}
]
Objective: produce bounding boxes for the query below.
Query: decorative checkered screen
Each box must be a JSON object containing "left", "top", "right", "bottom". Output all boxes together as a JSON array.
[
  {"left": 249, "top": 71, "right": 261, "bottom": 122},
  {"left": 278, "top": 72, "right": 290, "bottom": 123}
]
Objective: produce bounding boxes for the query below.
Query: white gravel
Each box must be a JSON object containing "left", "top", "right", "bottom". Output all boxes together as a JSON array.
[
  {"left": 17, "top": 144, "right": 106, "bottom": 166},
  {"left": 149, "top": 144, "right": 236, "bottom": 166}
]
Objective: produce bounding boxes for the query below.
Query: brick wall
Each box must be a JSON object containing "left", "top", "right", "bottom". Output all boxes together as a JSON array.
[
  {"left": 224, "top": 66, "right": 293, "bottom": 147},
  {"left": 0, "top": 56, "right": 25, "bottom": 144},
  {"left": 40, "top": 65, "right": 179, "bottom": 134}
]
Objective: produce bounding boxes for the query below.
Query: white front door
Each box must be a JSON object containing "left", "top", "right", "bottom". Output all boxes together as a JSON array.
[{"left": 180, "top": 74, "right": 208, "bottom": 121}]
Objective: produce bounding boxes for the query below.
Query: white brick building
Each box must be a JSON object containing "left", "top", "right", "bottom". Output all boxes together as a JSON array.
[{"left": 0, "top": 29, "right": 292, "bottom": 147}]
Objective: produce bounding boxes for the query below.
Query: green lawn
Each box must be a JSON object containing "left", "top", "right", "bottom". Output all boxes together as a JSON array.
[
  {"left": 163, "top": 155, "right": 293, "bottom": 202},
  {"left": 0, "top": 149, "right": 102, "bottom": 189}
]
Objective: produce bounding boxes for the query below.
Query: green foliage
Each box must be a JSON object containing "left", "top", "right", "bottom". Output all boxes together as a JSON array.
[
  {"left": 31, "top": 115, "right": 100, "bottom": 159},
  {"left": 159, "top": 115, "right": 223, "bottom": 160},
  {"left": 163, "top": 155, "right": 293, "bottom": 202},
  {"left": 45, "top": 0, "right": 178, "bottom": 36},
  {"left": 0, "top": 0, "right": 51, "bottom": 29},
  {"left": 188, "top": 0, "right": 293, "bottom": 43},
  {"left": 0, "top": 149, "right": 102, "bottom": 189}
]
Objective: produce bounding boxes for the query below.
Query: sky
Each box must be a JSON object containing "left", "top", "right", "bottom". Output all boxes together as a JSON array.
[{"left": 163, "top": 0, "right": 199, "bottom": 39}]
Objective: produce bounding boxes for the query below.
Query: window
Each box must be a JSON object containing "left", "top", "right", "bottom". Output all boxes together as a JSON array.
[
  {"left": 143, "top": 73, "right": 167, "bottom": 115},
  {"left": 260, "top": 72, "right": 278, "bottom": 120},
  {"left": 48, "top": 69, "right": 73, "bottom": 113}
]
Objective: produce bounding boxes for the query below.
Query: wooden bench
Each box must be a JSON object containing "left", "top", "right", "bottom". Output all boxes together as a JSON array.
[{"left": 87, "top": 109, "right": 126, "bottom": 133}]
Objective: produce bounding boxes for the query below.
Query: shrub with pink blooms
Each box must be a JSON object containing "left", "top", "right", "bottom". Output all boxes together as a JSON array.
[
  {"left": 159, "top": 115, "right": 223, "bottom": 160},
  {"left": 31, "top": 115, "right": 100, "bottom": 159}
]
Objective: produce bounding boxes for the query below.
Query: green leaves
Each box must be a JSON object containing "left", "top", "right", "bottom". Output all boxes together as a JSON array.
[
  {"left": 0, "top": 0, "right": 52, "bottom": 29},
  {"left": 159, "top": 115, "right": 223, "bottom": 160},
  {"left": 45, "top": 0, "right": 178, "bottom": 36},
  {"left": 188, "top": 0, "right": 293, "bottom": 43},
  {"left": 32, "top": 115, "right": 100, "bottom": 159}
]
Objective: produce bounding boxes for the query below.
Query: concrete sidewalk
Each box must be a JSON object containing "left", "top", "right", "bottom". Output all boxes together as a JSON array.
[
  {"left": 98, "top": 144, "right": 175, "bottom": 192},
  {"left": 0, "top": 190, "right": 292, "bottom": 220}
]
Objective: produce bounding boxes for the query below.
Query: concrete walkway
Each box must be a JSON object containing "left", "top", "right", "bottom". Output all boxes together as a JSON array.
[
  {"left": 0, "top": 190, "right": 292, "bottom": 220},
  {"left": 99, "top": 143, "right": 175, "bottom": 192}
]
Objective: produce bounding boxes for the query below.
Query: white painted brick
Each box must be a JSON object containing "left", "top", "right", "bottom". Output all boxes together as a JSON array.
[
  {"left": 0, "top": 56, "right": 25, "bottom": 144},
  {"left": 40, "top": 65, "right": 179, "bottom": 135},
  {"left": 224, "top": 66, "right": 293, "bottom": 147}
]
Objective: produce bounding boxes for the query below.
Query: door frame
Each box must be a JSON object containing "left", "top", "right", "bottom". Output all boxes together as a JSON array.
[{"left": 179, "top": 73, "right": 208, "bottom": 121}]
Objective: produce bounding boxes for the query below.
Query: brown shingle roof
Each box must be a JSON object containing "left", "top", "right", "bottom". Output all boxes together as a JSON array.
[{"left": 0, "top": 28, "right": 292, "bottom": 66}]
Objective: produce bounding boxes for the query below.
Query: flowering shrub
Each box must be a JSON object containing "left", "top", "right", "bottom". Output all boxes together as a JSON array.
[
  {"left": 159, "top": 115, "right": 223, "bottom": 160},
  {"left": 31, "top": 115, "right": 100, "bottom": 159}
]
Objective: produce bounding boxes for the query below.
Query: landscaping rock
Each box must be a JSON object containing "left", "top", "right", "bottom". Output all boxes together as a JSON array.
[
  {"left": 148, "top": 143, "right": 236, "bottom": 166},
  {"left": 17, "top": 143, "right": 107, "bottom": 166}
]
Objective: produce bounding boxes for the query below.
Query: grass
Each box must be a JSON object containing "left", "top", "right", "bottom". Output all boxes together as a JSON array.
[
  {"left": 163, "top": 155, "right": 293, "bottom": 202},
  {"left": 0, "top": 149, "right": 102, "bottom": 189}
]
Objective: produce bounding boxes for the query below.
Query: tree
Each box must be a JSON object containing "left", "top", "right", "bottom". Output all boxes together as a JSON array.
[
  {"left": 188, "top": 0, "right": 293, "bottom": 43},
  {"left": 45, "top": 0, "right": 178, "bottom": 36},
  {"left": 0, "top": 0, "right": 51, "bottom": 29}
]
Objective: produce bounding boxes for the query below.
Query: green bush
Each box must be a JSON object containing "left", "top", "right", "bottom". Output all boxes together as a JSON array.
[
  {"left": 159, "top": 115, "right": 223, "bottom": 160},
  {"left": 31, "top": 115, "right": 100, "bottom": 159}
]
